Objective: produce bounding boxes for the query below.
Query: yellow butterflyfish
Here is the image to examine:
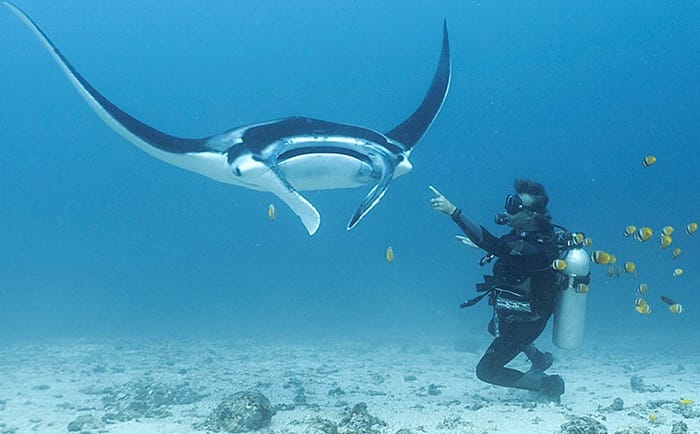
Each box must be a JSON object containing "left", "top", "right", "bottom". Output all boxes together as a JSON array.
[
  {"left": 661, "top": 296, "right": 683, "bottom": 314},
  {"left": 591, "top": 250, "right": 612, "bottom": 264},
  {"left": 552, "top": 259, "right": 567, "bottom": 271},
  {"left": 669, "top": 304, "right": 683, "bottom": 314},
  {"left": 635, "top": 304, "right": 652, "bottom": 315},
  {"left": 634, "top": 227, "right": 653, "bottom": 242},
  {"left": 642, "top": 155, "right": 657, "bottom": 167}
]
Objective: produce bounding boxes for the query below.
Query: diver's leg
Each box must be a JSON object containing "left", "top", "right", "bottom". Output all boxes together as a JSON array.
[
  {"left": 512, "top": 369, "right": 565, "bottom": 403},
  {"left": 476, "top": 335, "right": 523, "bottom": 387},
  {"left": 523, "top": 344, "right": 553, "bottom": 371},
  {"left": 512, "top": 318, "right": 564, "bottom": 402},
  {"left": 477, "top": 317, "right": 564, "bottom": 402},
  {"left": 476, "top": 316, "right": 547, "bottom": 385}
]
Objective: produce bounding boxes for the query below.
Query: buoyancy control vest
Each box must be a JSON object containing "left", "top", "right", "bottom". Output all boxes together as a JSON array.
[{"left": 464, "top": 228, "right": 559, "bottom": 322}]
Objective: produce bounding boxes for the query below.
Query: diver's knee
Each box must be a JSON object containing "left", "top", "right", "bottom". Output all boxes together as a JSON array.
[{"left": 475, "top": 358, "right": 493, "bottom": 383}]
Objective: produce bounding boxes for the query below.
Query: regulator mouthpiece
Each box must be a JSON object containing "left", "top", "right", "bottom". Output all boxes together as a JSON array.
[{"left": 495, "top": 212, "right": 509, "bottom": 225}]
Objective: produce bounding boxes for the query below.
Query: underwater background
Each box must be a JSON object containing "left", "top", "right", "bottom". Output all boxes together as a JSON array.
[{"left": 1, "top": 0, "right": 698, "bottom": 349}]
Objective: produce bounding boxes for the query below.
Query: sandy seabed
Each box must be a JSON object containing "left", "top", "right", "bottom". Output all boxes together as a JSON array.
[{"left": 0, "top": 336, "right": 697, "bottom": 434}]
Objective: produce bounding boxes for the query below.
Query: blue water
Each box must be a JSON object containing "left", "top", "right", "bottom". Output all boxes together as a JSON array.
[{"left": 1, "top": 0, "right": 698, "bottom": 344}]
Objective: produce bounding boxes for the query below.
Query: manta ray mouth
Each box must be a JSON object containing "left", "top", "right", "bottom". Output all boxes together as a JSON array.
[{"left": 278, "top": 147, "right": 373, "bottom": 165}]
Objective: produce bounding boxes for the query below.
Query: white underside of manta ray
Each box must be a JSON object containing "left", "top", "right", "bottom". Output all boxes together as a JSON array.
[{"left": 4, "top": 1, "right": 451, "bottom": 235}]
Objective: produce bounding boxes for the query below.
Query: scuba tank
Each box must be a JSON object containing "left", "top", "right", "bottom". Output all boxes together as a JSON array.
[{"left": 552, "top": 231, "right": 591, "bottom": 350}]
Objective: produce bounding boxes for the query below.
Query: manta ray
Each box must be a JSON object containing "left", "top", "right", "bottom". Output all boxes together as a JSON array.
[{"left": 4, "top": 1, "right": 451, "bottom": 235}]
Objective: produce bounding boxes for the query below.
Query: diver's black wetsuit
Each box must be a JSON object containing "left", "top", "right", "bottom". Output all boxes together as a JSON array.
[{"left": 451, "top": 209, "right": 559, "bottom": 389}]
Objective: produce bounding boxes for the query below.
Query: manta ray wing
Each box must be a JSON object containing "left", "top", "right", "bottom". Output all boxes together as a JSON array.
[
  {"left": 3, "top": 1, "right": 210, "bottom": 159},
  {"left": 385, "top": 20, "right": 451, "bottom": 151}
]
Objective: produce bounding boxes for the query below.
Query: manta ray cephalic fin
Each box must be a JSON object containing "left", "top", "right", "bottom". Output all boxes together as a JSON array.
[
  {"left": 346, "top": 155, "right": 395, "bottom": 230},
  {"left": 265, "top": 166, "right": 320, "bottom": 235}
]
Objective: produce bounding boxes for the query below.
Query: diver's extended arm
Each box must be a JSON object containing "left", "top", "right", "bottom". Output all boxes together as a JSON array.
[
  {"left": 450, "top": 208, "right": 484, "bottom": 244},
  {"left": 429, "top": 185, "right": 486, "bottom": 245}
]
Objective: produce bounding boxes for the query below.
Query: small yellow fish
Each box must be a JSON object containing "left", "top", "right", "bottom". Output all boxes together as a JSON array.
[
  {"left": 610, "top": 255, "right": 617, "bottom": 264},
  {"left": 267, "top": 203, "right": 276, "bottom": 220},
  {"left": 661, "top": 226, "right": 674, "bottom": 237},
  {"left": 673, "top": 268, "right": 684, "bottom": 277},
  {"left": 624, "top": 261, "right": 636, "bottom": 273},
  {"left": 572, "top": 233, "right": 585, "bottom": 245},
  {"left": 687, "top": 222, "right": 698, "bottom": 235},
  {"left": 648, "top": 414, "right": 658, "bottom": 423},
  {"left": 552, "top": 259, "right": 567, "bottom": 271},
  {"left": 591, "top": 250, "right": 612, "bottom": 264},
  {"left": 385, "top": 246, "right": 394, "bottom": 263},
  {"left": 672, "top": 247, "right": 682, "bottom": 259},
  {"left": 575, "top": 283, "right": 589, "bottom": 294},
  {"left": 634, "top": 227, "right": 653, "bottom": 242},
  {"left": 637, "top": 283, "right": 648, "bottom": 295},
  {"left": 679, "top": 398, "right": 694, "bottom": 405},
  {"left": 583, "top": 237, "right": 593, "bottom": 247},
  {"left": 642, "top": 155, "right": 657, "bottom": 167},
  {"left": 623, "top": 225, "right": 637, "bottom": 237},
  {"left": 669, "top": 304, "right": 683, "bottom": 314},
  {"left": 659, "top": 235, "right": 672, "bottom": 249},
  {"left": 636, "top": 304, "right": 652, "bottom": 315},
  {"left": 635, "top": 297, "right": 647, "bottom": 308}
]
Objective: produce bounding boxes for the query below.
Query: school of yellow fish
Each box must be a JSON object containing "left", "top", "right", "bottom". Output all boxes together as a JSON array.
[
  {"left": 598, "top": 219, "right": 697, "bottom": 315},
  {"left": 590, "top": 155, "right": 697, "bottom": 316}
]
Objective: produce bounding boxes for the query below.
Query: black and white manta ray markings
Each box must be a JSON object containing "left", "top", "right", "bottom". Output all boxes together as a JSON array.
[{"left": 4, "top": 1, "right": 451, "bottom": 235}]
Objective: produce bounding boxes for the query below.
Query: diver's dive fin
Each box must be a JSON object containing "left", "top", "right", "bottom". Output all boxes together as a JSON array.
[{"left": 385, "top": 20, "right": 451, "bottom": 151}]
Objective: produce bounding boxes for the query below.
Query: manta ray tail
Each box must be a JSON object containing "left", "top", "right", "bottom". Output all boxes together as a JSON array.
[
  {"left": 3, "top": 1, "right": 208, "bottom": 155},
  {"left": 385, "top": 20, "right": 451, "bottom": 151}
]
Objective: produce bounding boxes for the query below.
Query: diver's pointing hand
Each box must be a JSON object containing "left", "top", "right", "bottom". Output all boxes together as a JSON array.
[
  {"left": 428, "top": 185, "right": 457, "bottom": 215},
  {"left": 428, "top": 185, "right": 443, "bottom": 198}
]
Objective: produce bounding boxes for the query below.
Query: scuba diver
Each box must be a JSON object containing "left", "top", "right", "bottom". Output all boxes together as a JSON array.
[{"left": 429, "top": 179, "right": 565, "bottom": 403}]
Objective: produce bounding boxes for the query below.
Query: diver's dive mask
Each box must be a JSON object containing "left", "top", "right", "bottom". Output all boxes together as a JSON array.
[
  {"left": 495, "top": 194, "right": 525, "bottom": 225},
  {"left": 504, "top": 194, "right": 524, "bottom": 215}
]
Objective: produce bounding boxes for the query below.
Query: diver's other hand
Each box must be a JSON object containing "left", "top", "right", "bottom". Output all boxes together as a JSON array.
[
  {"left": 428, "top": 185, "right": 457, "bottom": 215},
  {"left": 455, "top": 235, "right": 479, "bottom": 249}
]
